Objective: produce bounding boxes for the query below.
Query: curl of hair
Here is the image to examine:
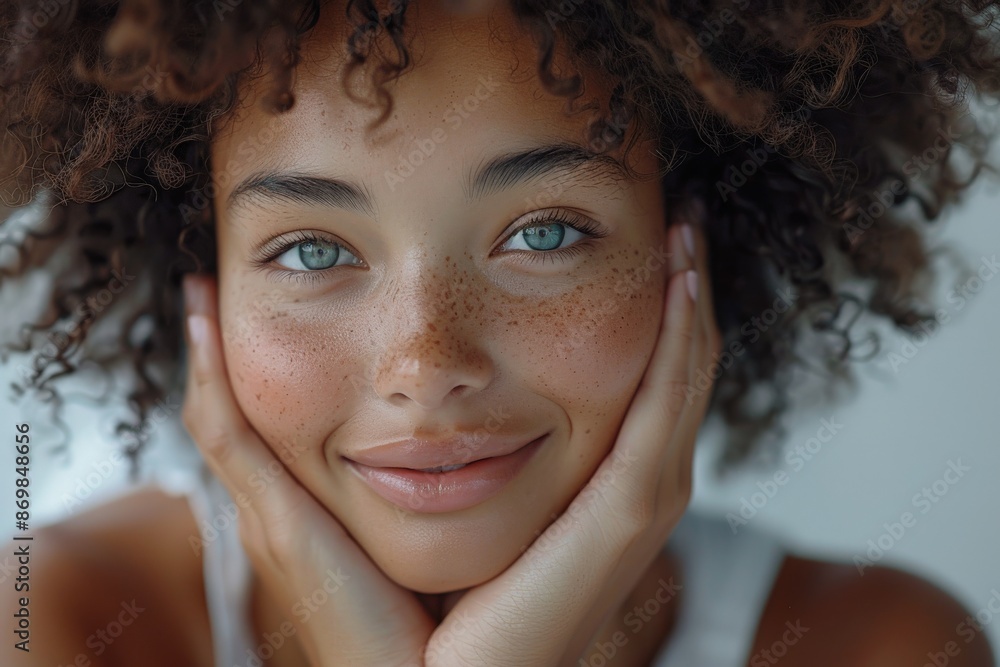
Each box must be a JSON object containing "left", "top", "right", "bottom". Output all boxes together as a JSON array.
[{"left": 1, "top": 0, "right": 999, "bottom": 478}]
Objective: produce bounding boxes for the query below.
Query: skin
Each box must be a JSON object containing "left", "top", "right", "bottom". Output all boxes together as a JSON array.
[
  {"left": 210, "top": 0, "right": 672, "bottom": 594},
  {"left": 0, "top": 1, "right": 995, "bottom": 667}
]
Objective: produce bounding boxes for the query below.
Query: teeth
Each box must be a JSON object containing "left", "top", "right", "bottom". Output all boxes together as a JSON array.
[{"left": 419, "top": 463, "right": 467, "bottom": 473}]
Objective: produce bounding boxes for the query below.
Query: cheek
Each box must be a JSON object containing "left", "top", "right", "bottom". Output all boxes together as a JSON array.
[
  {"left": 505, "top": 248, "right": 668, "bottom": 424},
  {"left": 219, "top": 298, "right": 354, "bottom": 454}
]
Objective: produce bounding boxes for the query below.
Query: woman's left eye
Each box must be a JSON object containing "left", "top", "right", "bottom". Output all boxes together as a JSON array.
[{"left": 498, "top": 212, "right": 606, "bottom": 262}]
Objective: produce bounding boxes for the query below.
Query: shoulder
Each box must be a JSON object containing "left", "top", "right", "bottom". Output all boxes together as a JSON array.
[
  {"left": 0, "top": 487, "right": 212, "bottom": 667},
  {"left": 756, "top": 553, "right": 996, "bottom": 667}
]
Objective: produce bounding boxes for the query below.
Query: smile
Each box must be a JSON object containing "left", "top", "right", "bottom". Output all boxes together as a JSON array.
[{"left": 344, "top": 433, "right": 548, "bottom": 514}]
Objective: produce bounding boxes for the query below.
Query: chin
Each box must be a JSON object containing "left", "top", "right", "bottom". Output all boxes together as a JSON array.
[{"left": 341, "top": 499, "right": 561, "bottom": 594}]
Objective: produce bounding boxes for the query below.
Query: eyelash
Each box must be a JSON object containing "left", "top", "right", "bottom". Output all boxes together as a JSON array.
[{"left": 250, "top": 210, "right": 608, "bottom": 283}]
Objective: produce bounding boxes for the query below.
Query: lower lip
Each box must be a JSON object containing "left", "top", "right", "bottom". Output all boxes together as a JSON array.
[{"left": 345, "top": 434, "right": 547, "bottom": 514}]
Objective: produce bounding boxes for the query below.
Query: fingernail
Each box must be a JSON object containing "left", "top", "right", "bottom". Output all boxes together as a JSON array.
[
  {"left": 681, "top": 224, "right": 695, "bottom": 260},
  {"left": 187, "top": 314, "right": 209, "bottom": 349},
  {"left": 685, "top": 269, "right": 698, "bottom": 302}
]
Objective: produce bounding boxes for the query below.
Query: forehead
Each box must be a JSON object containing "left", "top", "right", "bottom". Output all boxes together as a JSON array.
[{"left": 209, "top": 0, "right": 628, "bottom": 184}]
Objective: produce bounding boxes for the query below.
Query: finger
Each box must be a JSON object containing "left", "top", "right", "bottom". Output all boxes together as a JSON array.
[
  {"left": 181, "top": 273, "right": 298, "bottom": 509},
  {"left": 686, "top": 200, "right": 721, "bottom": 364},
  {"left": 665, "top": 215, "right": 703, "bottom": 396},
  {"left": 618, "top": 261, "right": 698, "bottom": 500},
  {"left": 676, "top": 205, "right": 720, "bottom": 476},
  {"left": 678, "top": 221, "right": 705, "bottom": 398}
]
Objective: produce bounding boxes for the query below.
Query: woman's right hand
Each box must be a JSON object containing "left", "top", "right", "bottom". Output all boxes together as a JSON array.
[{"left": 181, "top": 273, "right": 433, "bottom": 667}]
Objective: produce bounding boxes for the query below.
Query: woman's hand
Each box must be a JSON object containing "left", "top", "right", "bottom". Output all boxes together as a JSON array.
[
  {"left": 423, "top": 209, "right": 722, "bottom": 667},
  {"left": 181, "top": 274, "right": 436, "bottom": 667}
]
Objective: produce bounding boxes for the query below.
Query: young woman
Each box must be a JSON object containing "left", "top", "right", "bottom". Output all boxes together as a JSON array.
[{"left": 2, "top": 0, "right": 998, "bottom": 665}]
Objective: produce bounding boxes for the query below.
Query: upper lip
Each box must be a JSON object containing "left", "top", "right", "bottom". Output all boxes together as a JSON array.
[{"left": 344, "top": 431, "right": 547, "bottom": 470}]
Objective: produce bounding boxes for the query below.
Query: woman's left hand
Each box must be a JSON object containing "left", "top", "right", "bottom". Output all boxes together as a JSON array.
[{"left": 424, "top": 209, "right": 723, "bottom": 667}]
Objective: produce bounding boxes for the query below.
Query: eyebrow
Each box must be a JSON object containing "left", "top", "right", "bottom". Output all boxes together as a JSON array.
[{"left": 225, "top": 142, "right": 630, "bottom": 216}]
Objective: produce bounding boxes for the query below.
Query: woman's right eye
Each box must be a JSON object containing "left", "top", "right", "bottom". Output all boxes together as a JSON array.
[{"left": 273, "top": 238, "right": 364, "bottom": 272}]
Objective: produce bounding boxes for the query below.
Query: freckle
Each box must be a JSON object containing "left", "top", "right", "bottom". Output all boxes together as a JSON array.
[{"left": 585, "top": 428, "right": 591, "bottom": 434}]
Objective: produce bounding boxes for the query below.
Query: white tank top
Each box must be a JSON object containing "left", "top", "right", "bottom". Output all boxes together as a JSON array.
[{"left": 185, "top": 465, "right": 787, "bottom": 667}]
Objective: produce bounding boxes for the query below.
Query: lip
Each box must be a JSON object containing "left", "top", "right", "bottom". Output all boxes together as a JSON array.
[
  {"left": 344, "top": 433, "right": 548, "bottom": 514},
  {"left": 344, "top": 431, "right": 546, "bottom": 470}
]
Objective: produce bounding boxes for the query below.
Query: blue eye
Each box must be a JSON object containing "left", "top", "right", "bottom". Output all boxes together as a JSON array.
[
  {"left": 274, "top": 237, "right": 361, "bottom": 271},
  {"left": 259, "top": 231, "right": 364, "bottom": 274},
  {"left": 498, "top": 211, "right": 607, "bottom": 263}
]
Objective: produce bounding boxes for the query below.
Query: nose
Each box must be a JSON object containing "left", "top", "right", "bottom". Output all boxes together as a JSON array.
[{"left": 372, "top": 283, "right": 495, "bottom": 411}]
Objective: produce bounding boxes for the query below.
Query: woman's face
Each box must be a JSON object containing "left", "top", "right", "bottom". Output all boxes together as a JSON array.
[{"left": 210, "top": 0, "right": 671, "bottom": 593}]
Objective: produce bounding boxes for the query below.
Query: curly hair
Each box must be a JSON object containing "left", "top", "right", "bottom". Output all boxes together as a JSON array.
[{"left": 1, "top": 0, "right": 998, "bottom": 479}]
